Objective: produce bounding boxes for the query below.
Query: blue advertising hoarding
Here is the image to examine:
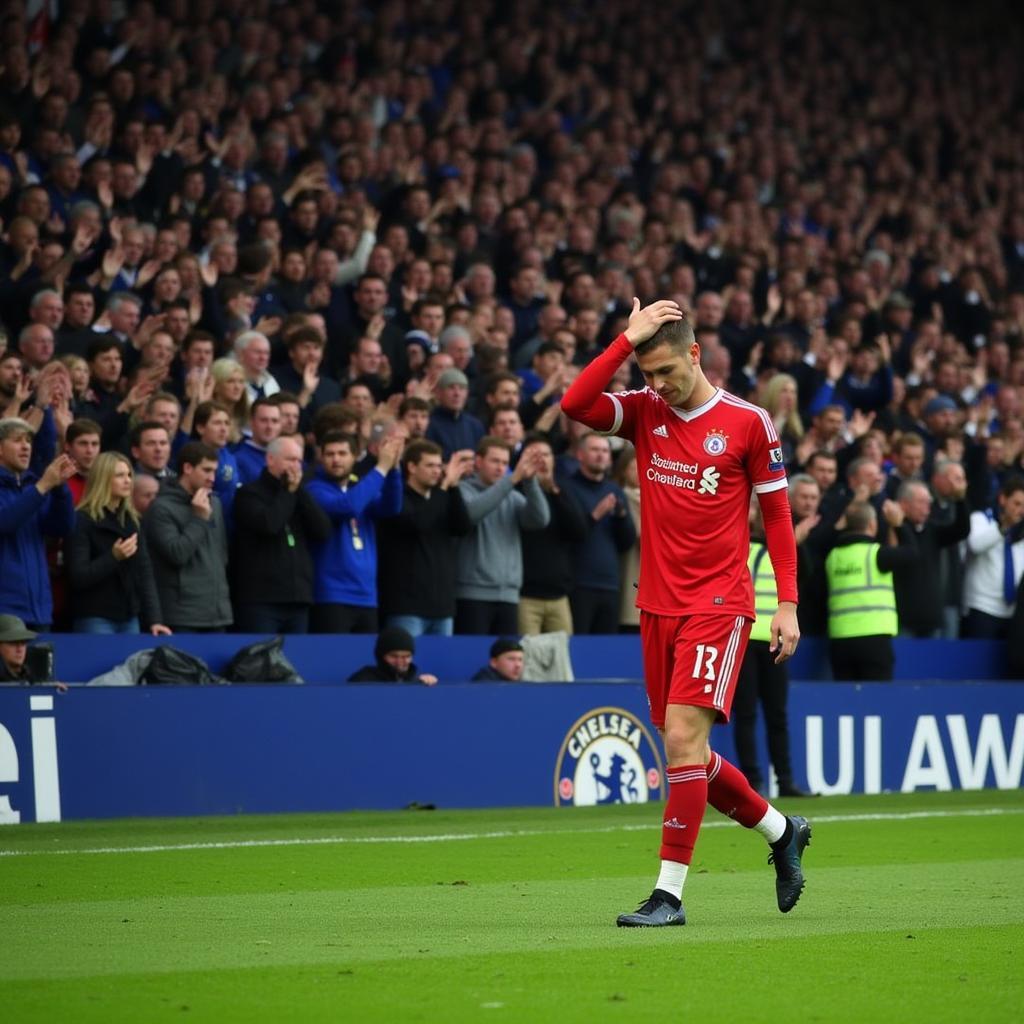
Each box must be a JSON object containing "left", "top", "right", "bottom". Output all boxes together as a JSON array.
[{"left": 1, "top": 682, "right": 1021, "bottom": 824}]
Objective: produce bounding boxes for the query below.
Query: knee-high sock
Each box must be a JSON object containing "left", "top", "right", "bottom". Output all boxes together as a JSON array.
[
  {"left": 706, "top": 750, "right": 769, "bottom": 828},
  {"left": 659, "top": 764, "right": 708, "bottom": 864}
]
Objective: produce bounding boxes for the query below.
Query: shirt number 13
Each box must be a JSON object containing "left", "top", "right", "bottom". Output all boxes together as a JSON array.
[{"left": 691, "top": 643, "right": 719, "bottom": 681}]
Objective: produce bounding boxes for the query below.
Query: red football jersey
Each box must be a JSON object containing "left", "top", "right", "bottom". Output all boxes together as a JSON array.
[{"left": 606, "top": 383, "right": 788, "bottom": 618}]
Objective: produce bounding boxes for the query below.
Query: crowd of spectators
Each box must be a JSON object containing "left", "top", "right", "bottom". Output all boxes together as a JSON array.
[{"left": 1, "top": 0, "right": 1023, "bottom": 657}]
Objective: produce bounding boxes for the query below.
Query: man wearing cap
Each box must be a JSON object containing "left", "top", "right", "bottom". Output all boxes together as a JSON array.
[
  {"left": 346, "top": 627, "right": 438, "bottom": 684},
  {"left": 471, "top": 638, "right": 525, "bottom": 681},
  {"left": 426, "top": 368, "right": 485, "bottom": 460},
  {"left": 0, "top": 417, "right": 77, "bottom": 629},
  {"left": 0, "top": 615, "right": 41, "bottom": 683}
]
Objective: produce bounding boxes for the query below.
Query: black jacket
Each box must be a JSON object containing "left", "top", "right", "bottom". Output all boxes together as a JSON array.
[
  {"left": 348, "top": 660, "right": 423, "bottom": 683},
  {"left": 376, "top": 484, "right": 472, "bottom": 618},
  {"left": 892, "top": 501, "right": 970, "bottom": 635},
  {"left": 521, "top": 486, "right": 589, "bottom": 599},
  {"left": 67, "top": 509, "right": 163, "bottom": 626},
  {"left": 232, "top": 470, "right": 333, "bottom": 607}
]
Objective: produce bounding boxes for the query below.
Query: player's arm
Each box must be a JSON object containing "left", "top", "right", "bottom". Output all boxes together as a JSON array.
[
  {"left": 758, "top": 486, "right": 800, "bottom": 663},
  {"left": 561, "top": 298, "right": 682, "bottom": 431}
]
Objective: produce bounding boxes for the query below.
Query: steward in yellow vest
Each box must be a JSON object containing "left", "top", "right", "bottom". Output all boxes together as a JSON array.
[{"left": 824, "top": 500, "right": 917, "bottom": 681}]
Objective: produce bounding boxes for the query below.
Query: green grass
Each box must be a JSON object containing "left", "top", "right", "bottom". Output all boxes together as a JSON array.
[{"left": 2, "top": 790, "right": 1023, "bottom": 1023}]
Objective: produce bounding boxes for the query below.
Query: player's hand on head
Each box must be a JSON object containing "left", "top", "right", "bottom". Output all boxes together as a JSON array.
[{"left": 624, "top": 297, "right": 684, "bottom": 347}]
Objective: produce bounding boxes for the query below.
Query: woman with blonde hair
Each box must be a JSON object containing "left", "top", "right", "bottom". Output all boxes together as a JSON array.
[
  {"left": 760, "top": 373, "right": 804, "bottom": 467},
  {"left": 211, "top": 357, "right": 249, "bottom": 443},
  {"left": 67, "top": 452, "right": 171, "bottom": 635},
  {"left": 59, "top": 354, "right": 91, "bottom": 404}
]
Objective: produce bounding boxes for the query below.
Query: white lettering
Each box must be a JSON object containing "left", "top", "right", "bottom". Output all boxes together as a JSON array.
[
  {"left": 946, "top": 714, "right": 1024, "bottom": 790},
  {"left": 646, "top": 467, "right": 696, "bottom": 488},
  {"left": 805, "top": 715, "right": 855, "bottom": 795},
  {"left": 650, "top": 453, "right": 697, "bottom": 474},
  {"left": 0, "top": 724, "right": 21, "bottom": 825},
  {"left": 864, "top": 716, "right": 882, "bottom": 794},
  {"left": 627, "top": 726, "right": 641, "bottom": 751},
  {"left": 901, "top": 716, "right": 952, "bottom": 792},
  {"left": 30, "top": 700, "right": 61, "bottom": 823}
]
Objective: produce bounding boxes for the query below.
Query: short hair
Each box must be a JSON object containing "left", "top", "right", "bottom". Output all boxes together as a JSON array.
[
  {"left": 269, "top": 390, "right": 301, "bottom": 409},
  {"left": 806, "top": 449, "right": 837, "bottom": 468},
  {"left": 146, "top": 391, "right": 181, "bottom": 414},
  {"left": 789, "top": 473, "right": 820, "bottom": 491},
  {"left": 845, "top": 501, "right": 876, "bottom": 534},
  {"left": 312, "top": 403, "right": 361, "bottom": 444},
  {"left": 106, "top": 291, "right": 141, "bottom": 313},
  {"left": 318, "top": 430, "right": 359, "bottom": 453},
  {"left": 86, "top": 337, "right": 122, "bottom": 362},
  {"left": 182, "top": 329, "right": 217, "bottom": 353},
  {"left": 634, "top": 315, "right": 696, "bottom": 357},
  {"left": 286, "top": 325, "right": 324, "bottom": 348},
  {"left": 476, "top": 434, "right": 511, "bottom": 457},
  {"left": 266, "top": 436, "right": 300, "bottom": 457},
  {"left": 29, "top": 288, "right": 62, "bottom": 310},
  {"left": 897, "top": 480, "right": 930, "bottom": 503},
  {"left": 399, "top": 396, "right": 431, "bottom": 417},
  {"left": 65, "top": 418, "right": 102, "bottom": 444},
  {"left": 485, "top": 372, "right": 520, "bottom": 396},
  {"left": 194, "top": 400, "right": 231, "bottom": 429},
  {"left": 342, "top": 379, "right": 373, "bottom": 400},
  {"left": 487, "top": 402, "right": 521, "bottom": 429},
  {"left": 402, "top": 438, "right": 442, "bottom": 468},
  {"left": 0, "top": 417, "right": 35, "bottom": 442},
  {"left": 1000, "top": 475, "right": 1024, "bottom": 500},
  {"left": 233, "top": 330, "right": 269, "bottom": 356},
  {"left": 250, "top": 395, "right": 278, "bottom": 416},
  {"left": 845, "top": 456, "right": 875, "bottom": 484},
  {"left": 130, "top": 420, "right": 168, "bottom": 448},
  {"left": 177, "top": 441, "right": 219, "bottom": 471},
  {"left": 893, "top": 432, "right": 925, "bottom": 454},
  {"left": 535, "top": 340, "right": 565, "bottom": 359}
]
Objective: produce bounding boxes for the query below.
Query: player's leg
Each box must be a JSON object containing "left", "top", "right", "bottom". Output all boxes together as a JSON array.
[{"left": 618, "top": 612, "right": 690, "bottom": 927}]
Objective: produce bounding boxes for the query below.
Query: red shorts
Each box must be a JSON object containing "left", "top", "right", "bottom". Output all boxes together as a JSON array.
[{"left": 640, "top": 611, "right": 752, "bottom": 727}]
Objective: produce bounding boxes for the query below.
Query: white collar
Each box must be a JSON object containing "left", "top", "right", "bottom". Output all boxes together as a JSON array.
[{"left": 667, "top": 388, "right": 724, "bottom": 422}]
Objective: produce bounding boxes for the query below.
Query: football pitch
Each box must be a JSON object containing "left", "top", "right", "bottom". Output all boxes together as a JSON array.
[{"left": 2, "top": 790, "right": 1022, "bottom": 1023}]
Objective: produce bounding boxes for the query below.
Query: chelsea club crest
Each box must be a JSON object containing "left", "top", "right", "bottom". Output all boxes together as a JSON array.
[
  {"left": 703, "top": 428, "right": 729, "bottom": 456},
  {"left": 554, "top": 706, "right": 665, "bottom": 807}
]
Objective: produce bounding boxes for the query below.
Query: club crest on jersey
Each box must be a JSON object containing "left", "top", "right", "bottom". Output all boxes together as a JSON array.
[
  {"left": 703, "top": 428, "right": 729, "bottom": 456},
  {"left": 554, "top": 706, "right": 665, "bottom": 807}
]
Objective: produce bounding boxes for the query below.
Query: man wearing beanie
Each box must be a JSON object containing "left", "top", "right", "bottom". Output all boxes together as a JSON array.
[
  {"left": 346, "top": 627, "right": 438, "bottom": 685},
  {"left": 426, "top": 368, "right": 484, "bottom": 459},
  {"left": 471, "top": 637, "right": 525, "bottom": 681}
]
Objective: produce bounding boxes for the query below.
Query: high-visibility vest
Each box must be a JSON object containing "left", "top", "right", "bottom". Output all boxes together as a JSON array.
[
  {"left": 825, "top": 540, "right": 898, "bottom": 639},
  {"left": 747, "top": 541, "right": 776, "bottom": 642}
]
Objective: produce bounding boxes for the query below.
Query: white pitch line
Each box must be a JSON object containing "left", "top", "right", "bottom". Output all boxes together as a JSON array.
[{"left": 0, "top": 807, "right": 1021, "bottom": 858}]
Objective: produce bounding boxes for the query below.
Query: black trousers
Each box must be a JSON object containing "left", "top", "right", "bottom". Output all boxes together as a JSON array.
[
  {"left": 570, "top": 586, "right": 620, "bottom": 635},
  {"left": 829, "top": 635, "right": 894, "bottom": 681},
  {"left": 234, "top": 603, "right": 310, "bottom": 635},
  {"left": 310, "top": 603, "right": 379, "bottom": 634},
  {"left": 454, "top": 599, "right": 519, "bottom": 636},
  {"left": 733, "top": 639, "right": 793, "bottom": 790}
]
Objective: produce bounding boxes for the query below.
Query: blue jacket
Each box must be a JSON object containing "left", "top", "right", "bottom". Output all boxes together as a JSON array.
[
  {"left": 426, "top": 407, "right": 485, "bottom": 460},
  {"left": 231, "top": 439, "right": 268, "bottom": 485},
  {"left": 561, "top": 470, "right": 637, "bottom": 592},
  {"left": 306, "top": 465, "right": 403, "bottom": 606},
  {"left": 0, "top": 467, "right": 75, "bottom": 626},
  {"left": 214, "top": 446, "right": 241, "bottom": 526}
]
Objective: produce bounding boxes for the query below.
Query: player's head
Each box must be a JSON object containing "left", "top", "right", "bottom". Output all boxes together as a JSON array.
[{"left": 633, "top": 317, "right": 702, "bottom": 408}]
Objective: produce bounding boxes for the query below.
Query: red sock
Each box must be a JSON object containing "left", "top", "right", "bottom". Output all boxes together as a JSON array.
[
  {"left": 706, "top": 750, "right": 768, "bottom": 828},
  {"left": 659, "top": 764, "right": 708, "bottom": 864}
]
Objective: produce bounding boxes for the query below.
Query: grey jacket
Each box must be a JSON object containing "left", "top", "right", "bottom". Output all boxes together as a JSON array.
[
  {"left": 143, "top": 481, "right": 233, "bottom": 628},
  {"left": 456, "top": 474, "right": 550, "bottom": 602}
]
